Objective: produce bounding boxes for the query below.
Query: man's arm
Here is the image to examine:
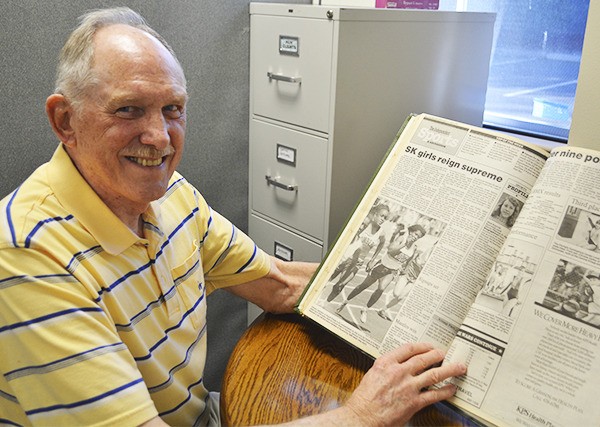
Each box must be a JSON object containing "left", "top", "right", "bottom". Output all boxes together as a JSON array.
[{"left": 226, "top": 256, "right": 318, "bottom": 313}]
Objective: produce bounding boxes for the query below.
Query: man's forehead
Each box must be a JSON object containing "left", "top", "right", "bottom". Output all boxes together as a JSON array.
[
  {"left": 92, "top": 24, "right": 186, "bottom": 89},
  {"left": 93, "top": 26, "right": 165, "bottom": 64},
  {"left": 95, "top": 24, "right": 160, "bottom": 50}
]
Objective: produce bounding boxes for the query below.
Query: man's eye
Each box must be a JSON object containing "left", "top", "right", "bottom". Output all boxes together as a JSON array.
[
  {"left": 163, "top": 105, "right": 184, "bottom": 119},
  {"left": 115, "top": 106, "right": 142, "bottom": 118}
]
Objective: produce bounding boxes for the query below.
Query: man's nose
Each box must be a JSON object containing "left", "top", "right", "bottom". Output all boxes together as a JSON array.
[{"left": 140, "top": 111, "right": 170, "bottom": 148}]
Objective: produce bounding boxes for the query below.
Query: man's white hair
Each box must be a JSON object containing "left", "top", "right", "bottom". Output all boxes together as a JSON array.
[{"left": 54, "top": 7, "right": 186, "bottom": 110}]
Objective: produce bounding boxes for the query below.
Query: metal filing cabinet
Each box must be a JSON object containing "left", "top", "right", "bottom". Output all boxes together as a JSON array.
[{"left": 247, "top": 3, "right": 495, "bottom": 321}]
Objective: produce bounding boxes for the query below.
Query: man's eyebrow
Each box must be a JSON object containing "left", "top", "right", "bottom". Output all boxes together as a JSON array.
[
  {"left": 106, "top": 92, "right": 188, "bottom": 108},
  {"left": 106, "top": 95, "right": 141, "bottom": 108},
  {"left": 172, "top": 91, "right": 189, "bottom": 103}
]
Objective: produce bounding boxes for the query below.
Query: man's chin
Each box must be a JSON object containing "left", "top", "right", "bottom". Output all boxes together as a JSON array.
[{"left": 135, "top": 184, "right": 170, "bottom": 205}]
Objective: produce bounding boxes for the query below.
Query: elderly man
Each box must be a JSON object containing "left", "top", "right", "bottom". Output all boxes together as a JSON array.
[{"left": 0, "top": 7, "right": 465, "bottom": 426}]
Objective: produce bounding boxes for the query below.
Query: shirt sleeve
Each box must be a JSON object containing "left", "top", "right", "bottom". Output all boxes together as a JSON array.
[{"left": 193, "top": 197, "right": 271, "bottom": 294}]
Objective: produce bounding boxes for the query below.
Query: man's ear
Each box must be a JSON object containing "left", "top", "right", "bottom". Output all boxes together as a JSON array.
[{"left": 46, "top": 94, "right": 77, "bottom": 148}]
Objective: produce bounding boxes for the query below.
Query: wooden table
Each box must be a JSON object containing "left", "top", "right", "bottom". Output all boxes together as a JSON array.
[{"left": 221, "top": 313, "right": 478, "bottom": 426}]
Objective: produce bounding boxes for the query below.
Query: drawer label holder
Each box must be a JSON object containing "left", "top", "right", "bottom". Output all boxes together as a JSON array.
[
  {"left": 279, "top": 35, "right": 299, "bottom": 56},
  {"left": 274, "top": 241, "right": 294, "bottom": 261},
  {"left": 277, "top": 144, "right": 297, "bottom": 166}
]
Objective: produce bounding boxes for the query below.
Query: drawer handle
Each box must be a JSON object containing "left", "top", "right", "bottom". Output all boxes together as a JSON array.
[
  {"left": 267, "top": 72, "right": 302, "bottom": 84},
  {"left": 265, "top": 175, "right": 298, "bottom": 192}
]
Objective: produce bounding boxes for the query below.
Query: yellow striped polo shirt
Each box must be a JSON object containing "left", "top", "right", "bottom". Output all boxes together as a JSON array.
[{"left": 0, "top": 145, "right": 271, "bottom": 426}]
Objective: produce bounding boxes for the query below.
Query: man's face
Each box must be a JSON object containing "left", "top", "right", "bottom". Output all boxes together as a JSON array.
[{"left": 66, "top": 25, "right": 187, "bottom": 214}]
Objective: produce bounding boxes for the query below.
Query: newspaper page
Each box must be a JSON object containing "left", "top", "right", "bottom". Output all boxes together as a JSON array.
[
  {"left": 297, "top": 113, "right": 549, "bottom": 358},
  {"left": 443, "top": 145, "right": 600, "bottom": 426}
]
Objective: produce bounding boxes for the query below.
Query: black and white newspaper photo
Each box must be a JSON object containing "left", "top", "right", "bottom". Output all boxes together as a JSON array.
[{"left": 297, "top": 114, "right": 548, "bottom": 357}]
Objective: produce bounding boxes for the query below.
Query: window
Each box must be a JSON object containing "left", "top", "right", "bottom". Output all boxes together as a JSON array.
[{"left": 442, "top": 0, "right": 590, "bottom": 142}]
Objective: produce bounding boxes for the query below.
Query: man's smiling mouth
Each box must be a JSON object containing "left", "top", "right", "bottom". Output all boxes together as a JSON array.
[
  {"left": 123, "top": 146, "right": 175, "bottom": 167},
  {"left": 127, "top": 156, "right": 164, "bottom": 167}
]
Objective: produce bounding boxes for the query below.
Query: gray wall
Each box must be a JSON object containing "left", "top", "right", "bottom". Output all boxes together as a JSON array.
[{"left": 0, "top": 0, "right": 307, "bottom": 391}]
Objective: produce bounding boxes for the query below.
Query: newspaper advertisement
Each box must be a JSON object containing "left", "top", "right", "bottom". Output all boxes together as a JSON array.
[
  {"left": 444, "top": 146, "right": 600, "bottom": 426},
  {"left": 298, "top": 114, "right": 549, "bottom": 358}
]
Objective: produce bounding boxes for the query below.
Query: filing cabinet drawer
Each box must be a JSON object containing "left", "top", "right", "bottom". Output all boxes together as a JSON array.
[
  {"left": 250, "top": 14, "right": 334, "bottom": 133},
  {"left": 250, "top": 119, "right": 328, "bottom": 240},
  {"left": 249, "top": 214, "right": 324, "bottom": 262}
]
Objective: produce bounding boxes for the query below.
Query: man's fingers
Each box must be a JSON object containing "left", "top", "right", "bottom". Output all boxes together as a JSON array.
[
  {"left": 386, "top": 342, "right": 435, "bottom": 363},
  {"left": 415, "top": 362, "right": 467, "bottom": 390},
  {"left": 382, "top": 343, "right": 467, "bottom": 389},
  {"left": 418, "top": 383, "right": 459, "bottom": 407},
  {"left": 413, "top": 367, "right": 466, "bottom": 412},
  {"left": 404, "top": 348, "right": 446, "bottom": 375}
]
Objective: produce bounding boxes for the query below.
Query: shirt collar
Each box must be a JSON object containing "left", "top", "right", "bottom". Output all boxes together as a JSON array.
[{"left": 47, "top": 144, "right": 144, "bottom": 255}]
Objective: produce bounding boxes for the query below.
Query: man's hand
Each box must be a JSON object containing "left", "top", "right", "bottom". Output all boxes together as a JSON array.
[{"left": 343, "top": 342, "right": 466, "bottom": 426}]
